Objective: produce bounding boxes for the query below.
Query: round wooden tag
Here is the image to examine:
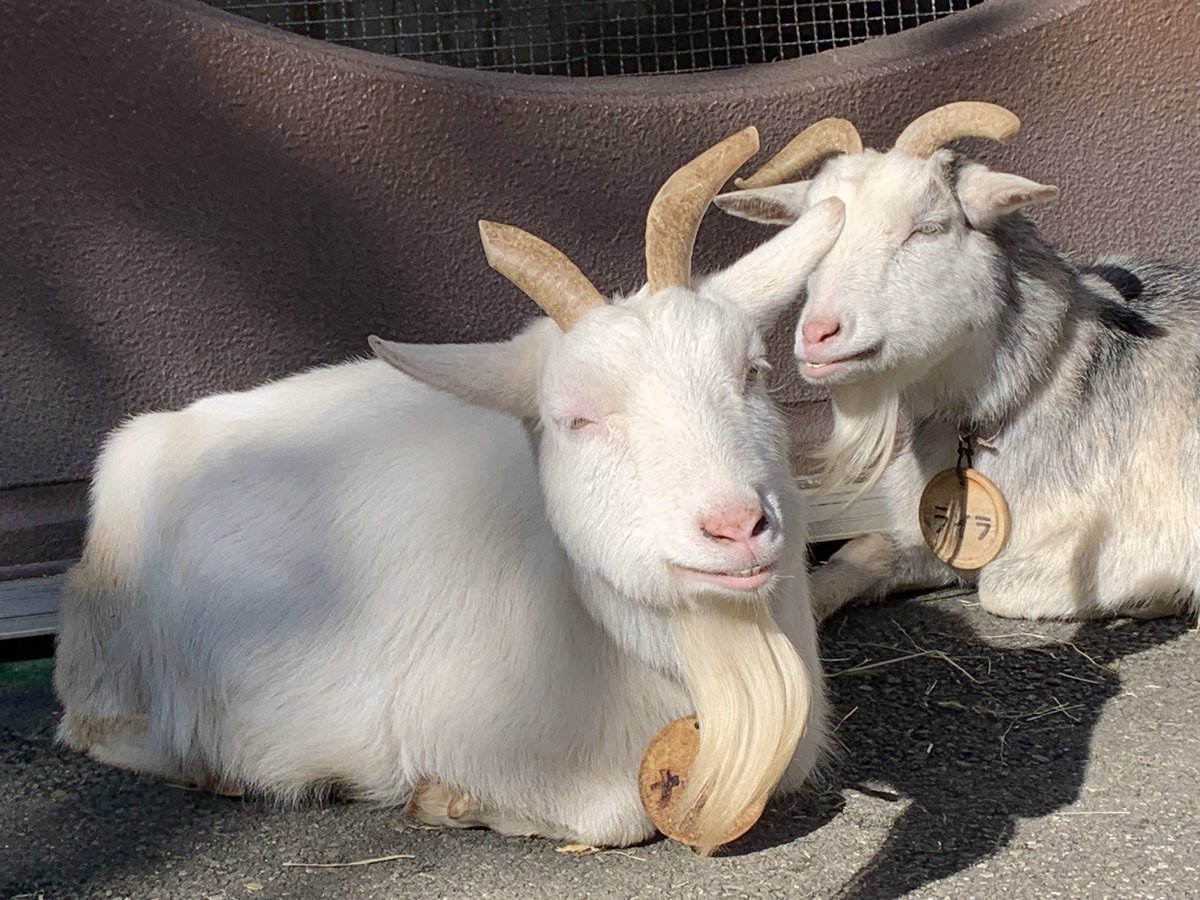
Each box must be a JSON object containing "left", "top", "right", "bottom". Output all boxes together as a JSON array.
[
  {"left": 918, "top": 467, "right": 1010, "bottom": 570},
  {"left": 637, "top": 716, "right": 766, "bottom": 848}
]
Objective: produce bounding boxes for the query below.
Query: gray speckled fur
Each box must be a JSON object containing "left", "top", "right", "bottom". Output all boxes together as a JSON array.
[{"left": 815, "top": 208, "right": 1200, "bottom": 621}]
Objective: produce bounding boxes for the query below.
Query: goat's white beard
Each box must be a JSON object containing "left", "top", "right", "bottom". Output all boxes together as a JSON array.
[
  {"left": 673, "top": 599, "right": 812, "bottom": 856},
  {"left": 819, "top": 384, "right": 900, "bottom": 499}
]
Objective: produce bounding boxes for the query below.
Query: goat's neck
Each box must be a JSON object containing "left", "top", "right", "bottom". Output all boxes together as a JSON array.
[
  {"left": 907, "top": 217, "right": 1078, "bottom": 435},
  {"left": 574, "top": 569, "right": 686, "bottom": 682}
]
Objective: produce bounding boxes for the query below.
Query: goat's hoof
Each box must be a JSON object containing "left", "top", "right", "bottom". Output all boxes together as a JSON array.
[
  {"left": 406, "top": 778, "right": 482, "bottom": 828},
  {"left": 171, "top": 771, "right": 245, "bottom": 798},
  {"left": 166, "top": 776, "right": 245, "bottom": 798},
  {"left": 205, "top": 777, "right": 246, "bottom": 798}
]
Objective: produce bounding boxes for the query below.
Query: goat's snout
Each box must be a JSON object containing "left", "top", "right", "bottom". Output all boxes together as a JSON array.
[
  {"left": 700, "top": 506, "right": 771, "bottom": 547},
  {"left": 800, "top": 316, "right": 842, "bottom": 347}
]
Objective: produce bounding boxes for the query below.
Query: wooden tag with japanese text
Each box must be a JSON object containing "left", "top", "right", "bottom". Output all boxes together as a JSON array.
[
  {"left": 919, "top": 468, "right": 1010, "bottom": 570},
  {"left": 637, "top": 716, "right": 766, "bottom": 849}
]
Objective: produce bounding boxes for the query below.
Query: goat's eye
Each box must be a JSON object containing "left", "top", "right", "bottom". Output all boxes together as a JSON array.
[
  {"left": 909, "top": 221, "right": 944, "bottom": 239},
  {"left": 567, "top": 416, "right": 594, "bottom": 431}
]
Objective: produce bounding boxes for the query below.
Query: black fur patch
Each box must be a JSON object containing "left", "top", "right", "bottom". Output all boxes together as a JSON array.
[
  {"left": 1076, "top": 278, "right": 1167, "bottom": 405},
  {"left": 1095, "top": 297, "right": 1166, "bottom": 340},
  {"left": 1084, "top": 264, "right": 1144, "bottom": 301}
]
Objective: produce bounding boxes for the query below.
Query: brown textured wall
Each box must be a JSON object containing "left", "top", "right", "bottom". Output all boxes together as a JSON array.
[{"left": 1, "top": 0, "right": 1197, "bottom": 570}]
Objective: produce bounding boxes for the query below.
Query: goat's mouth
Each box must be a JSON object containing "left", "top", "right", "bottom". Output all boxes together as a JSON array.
[
  {"left": 797, "top": 344, "right": 880, "bottom": 381},
  {"left": 672, "top": 562, "right": 775, "bottom": 592}
]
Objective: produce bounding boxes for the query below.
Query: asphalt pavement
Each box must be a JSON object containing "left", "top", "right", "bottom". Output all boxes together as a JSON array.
[{"left": 3, "top": 589, "right": 1197, "bottom": 900}]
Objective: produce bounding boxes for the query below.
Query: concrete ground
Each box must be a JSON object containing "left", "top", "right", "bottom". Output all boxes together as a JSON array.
[{"left": 2, "top": 590, "right": 1197, "bottom": 900}]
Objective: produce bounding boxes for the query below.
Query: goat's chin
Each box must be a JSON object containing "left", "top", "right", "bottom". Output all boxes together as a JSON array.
[
  {"left": 672, "top": 599, "right": 812, "bottom": 855},
  {"left": 819, "top": 382, "right": 900, "bottom": 499}
]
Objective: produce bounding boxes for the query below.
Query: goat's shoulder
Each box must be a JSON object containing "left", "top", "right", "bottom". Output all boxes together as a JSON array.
[
  {"left": 1081, "top": 257, "right": 1200, "bottom": 319},
  {"left": 1060, "top": 257, "right": 1200, "bottom": 414}
]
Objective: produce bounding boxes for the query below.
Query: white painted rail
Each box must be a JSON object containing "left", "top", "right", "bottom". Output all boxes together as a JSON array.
[{"left": 0, "top": 574, "right": 62, "bottom": 640}]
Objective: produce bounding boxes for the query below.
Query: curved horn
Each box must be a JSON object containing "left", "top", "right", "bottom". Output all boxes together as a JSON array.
[
  {"left": 893, "top": 101, "right": 1021, "bottom": 158},
  {"left": 645, "top": 126, "right": 760, "bottom": 294},
  {"left": 478, "top": 220, "right": 606, "bottom": 332},
  {"left": 734, "top": 118, "right": 863, "bottom": 190}
]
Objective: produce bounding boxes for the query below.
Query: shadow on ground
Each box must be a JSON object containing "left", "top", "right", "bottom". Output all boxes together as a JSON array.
[{"left": 807, "top": 594, "right": 1193, "bottom": 899}]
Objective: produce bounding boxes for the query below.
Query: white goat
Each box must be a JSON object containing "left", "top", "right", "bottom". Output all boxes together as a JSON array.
[
  {"left": 54, "top": 129, "right": 846, "bottom": 853},
  {"left": 717, "top": 102, "right": 1200, "bottom": 623}
]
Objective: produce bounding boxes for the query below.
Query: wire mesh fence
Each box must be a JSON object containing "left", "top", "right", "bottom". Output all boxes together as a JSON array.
[{"left": 206, "top": 0, "right": 988, "bottom": 76}]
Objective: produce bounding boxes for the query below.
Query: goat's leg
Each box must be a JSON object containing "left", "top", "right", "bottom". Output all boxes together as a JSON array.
[
  {"left": 406, "top": 780, "right": 498, "bottom": 830},
  {"left": 406, "top": 776, "right": 655, "bottom": 847},
  {"left": 810, "top": 532, "right": 957, "bottom": 623},
  {"left": 977, "top": 520, "right": 1192, "bottom": 621},
  {"left": 809, "top": 437, "right": 970, "bottom": 623}
]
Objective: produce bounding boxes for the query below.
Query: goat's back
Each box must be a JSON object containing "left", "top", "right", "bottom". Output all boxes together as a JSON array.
[{"left": 55, "top": 359, "right": 623, "bottom": 800}]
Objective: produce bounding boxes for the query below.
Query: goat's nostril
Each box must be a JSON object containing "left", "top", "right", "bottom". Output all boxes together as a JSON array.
[
  {"left": 700, "top": 507, "right": 769, "bottom": 544},
  {"left": 802, "top": 317, "right": 842, "bottom": 346}
]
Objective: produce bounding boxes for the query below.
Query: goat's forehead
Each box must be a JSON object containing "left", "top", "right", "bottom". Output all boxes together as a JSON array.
[
  {"left": 814, "top": 153, "right": 950, "bottom": 213},
  {"left": 554, "top": 291, "right": 753, "bottom": 382},
  {"left": 624, "top": 289, "right": 753, "bottom": 354}
]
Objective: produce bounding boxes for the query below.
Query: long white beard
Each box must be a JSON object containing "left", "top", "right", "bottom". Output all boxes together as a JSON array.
[
  {"left": 819, "top": 383, "right": 900, "bottom": 498},
  {"left": 672, "top": 599, "right": 814, "bottom": 855}
]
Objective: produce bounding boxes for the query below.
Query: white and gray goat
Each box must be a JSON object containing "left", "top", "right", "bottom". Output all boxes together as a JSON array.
[
  {"left": 717, "top": 102, "right": 1200, "bottom": 623},
  {"left": 54, "top": 129, "right": 847, "bottom": 853}
]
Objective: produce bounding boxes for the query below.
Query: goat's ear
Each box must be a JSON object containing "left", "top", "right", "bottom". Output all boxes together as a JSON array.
[
  {"left": 956, "top": 164, "right": 1059, "bottom": 229},
  {"left": 712, "top": 182, "right": 811, "bottom": 226},
  {"left": 704, "top": 197, "right": 845, "bottom": 328},
  {"left": 369, "top": 320, "right": 552, "bottom": 421}
]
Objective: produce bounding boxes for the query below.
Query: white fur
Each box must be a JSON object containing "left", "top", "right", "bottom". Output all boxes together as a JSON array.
[
  {"left": 720, "top": 145, "right": 1200, "bottom": 623},
  {"left": 55, "top": 201, "right": 845, "bottom": 849}
]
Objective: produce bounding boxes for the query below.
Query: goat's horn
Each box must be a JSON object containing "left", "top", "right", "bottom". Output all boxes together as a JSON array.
[
  {"left": 893, "top": 101, "right": 1020, "bottom": 158},
  {"left": 733, "top": 118, "right": 863, "bottom": 190},
  {"left": 478, "top": 220, "right": 607, "bottom": 332},
  {"left": 645, "top": 126, "right": 760, "bottom": 294}
]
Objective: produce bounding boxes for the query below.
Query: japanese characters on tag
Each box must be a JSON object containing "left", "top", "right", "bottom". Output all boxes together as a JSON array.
[{"left": 918, "top": 467, "right": 1010, "bottom": 570}]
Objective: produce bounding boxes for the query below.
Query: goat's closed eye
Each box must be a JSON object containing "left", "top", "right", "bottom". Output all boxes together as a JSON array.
[
  {"left": 567, "top": 416, "right": 594, "bottom": 431},
  {"left": 908, "top": 221, "right": 945, "bottom": 240}
]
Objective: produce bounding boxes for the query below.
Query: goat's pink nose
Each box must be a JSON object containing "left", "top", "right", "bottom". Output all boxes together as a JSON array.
[
  {"left": 700, "top": 507, "right": 770, "bottom": 545},
  {"left": 801, "top": 317, "right": 842, "bottom": 346}
]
